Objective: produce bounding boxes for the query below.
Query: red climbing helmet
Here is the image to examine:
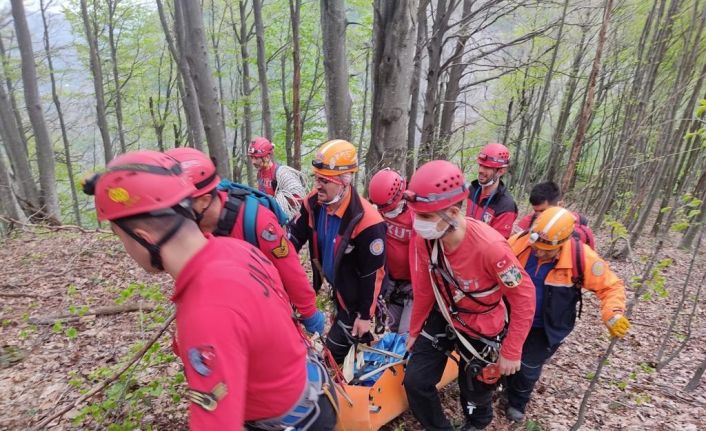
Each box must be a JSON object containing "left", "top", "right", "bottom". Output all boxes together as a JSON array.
[
  {"left": 477, "top": 143, "right": 510, "bottom": 168},
  {"left": 165, "top": 147, "right": 220, "bottom": 197},
  {"left": 404, "top": 160, "right": 468, "bottom": 213},
  {"left": 92, "top": 150, "right": 196, "bottom": 221},
  {"left": 368, "top": 168, "right": 406, "bottom": 212},
  {"left": 248, "top": 137, "right": 275, "bottom": 157}
]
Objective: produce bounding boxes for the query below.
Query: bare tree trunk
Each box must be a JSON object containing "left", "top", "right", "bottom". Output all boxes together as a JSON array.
[
  {"left": 546, "top": 16, "right": 589, "bottom": 182},
  {"left": 281, "top": 52, "right": 294, "bottom": 165},
  {"left": 11, "top": 0, "right": 59, "bottom": 220},
  {"left": 0, "top": 152, "right": 26, "bottom": 223},
  {"left": 357, "top": 47, "right": 371, "bottom": 188},
  {"left": 181, "top": 0, "right": 230, "bottom": 176},
  {"left": 521, "top": 0, "right": 570, "bottom": 189},
  {"left": 107, "top": 0, "right": 127, "bottom": 154},
  {"left": 320, "top": 0, "right": 352, "bottom": 140},
  {"left": 437, "top": 0, "right": 473, "bottom": 155},
  {"left": 40, "top": 0, "right": 81, "bottom": 225},
  {"left": 156, "top": 0, "right": 204, "bottom": 150},
  {"left": 680, "top": 169, "right": 706, "bottom": 249},
  {"left": 0, "top": 70, "right": 38, "bottom": 209},
  {"left": 418, "top": 0, "right": 454, "bottom": 164},
  {"left": 0, "top": 37, "right": 30, "bottom": 158},
  {"left": 235, "top": 1, "right": 255, "bottom": 185},
  {"left": 366, "top": 0, "right": 419, "bottom": 179},
  {"left": 253, "top": 0, "right": 273, "bottom": 139},
  {"left": 560, "top": 0, "right": 613, "bottom": 194},
  {"left": 685, "top": 354, "right": 706, "bottom": 392},
  {"left": 207, "top": 0, "right": 228, "bottom": 137},
  {"left": 406, "top": 0, "right": 428, "bottom": 178},
  {"left": 80, "top": 0, "right": 113, "bottom": 164},
  {"left": 290, "top": 0, "right": 303, "bottom": 170}
]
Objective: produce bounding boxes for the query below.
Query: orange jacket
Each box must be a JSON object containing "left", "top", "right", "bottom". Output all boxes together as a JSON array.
[{"left": 509, "top": 233, "right": 626, "bottom": 344}]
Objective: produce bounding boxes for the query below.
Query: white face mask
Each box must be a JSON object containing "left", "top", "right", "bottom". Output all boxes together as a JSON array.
[
  {"left": 382, "top": 201, "right": 406, "bottom": 219},
  {"left": 413, "top": 217, "right": 447, "bottom": 240}
]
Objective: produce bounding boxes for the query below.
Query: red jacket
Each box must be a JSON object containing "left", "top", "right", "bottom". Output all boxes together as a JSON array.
[
  {"left": 173, "top": 235, "right": 307, "bottom": 429},
  {"left": 216, "top": 190, "right": 317, "bottom": 318},
  {"left": 256, "top": 163, "right": 277, "bottom": 196},
  {"left": 466, "top": 180, "right": 518, "bottom": 238},
  {"left": 409, "top": 218, "right": 535, "bottom": 360},
  {"left": 383, "top": 206, "right": 413, "bottom": 281}
]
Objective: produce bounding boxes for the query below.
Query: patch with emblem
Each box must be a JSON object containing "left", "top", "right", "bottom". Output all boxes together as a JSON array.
[
  {"left": 591, "top": 261, "right": 605, "bottom": 276},
  {"left": 482, "top": 212, "right": 493, "bottom": 224},
  {"left": 498, "top": 264, "right": 523, "bottom": 288},
  {"left": 188, "top": 346, "right": 216, "bottom": 376},
  {"left": 261, "top": 223, "right": 278, "bottom": 242},
  {"left": 187, "top": 382, "right": 228, "bottom": 411},
  {"left": 271, "top": 237, "right": 289, "bottom": 258},
  {"left": 369, "top": 238, "right": 385, "bottom": 256}
]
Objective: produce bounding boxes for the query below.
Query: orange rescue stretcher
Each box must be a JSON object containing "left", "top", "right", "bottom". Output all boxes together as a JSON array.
[{"left": 333, "top": 343, "right": 458, "bottom": 431}]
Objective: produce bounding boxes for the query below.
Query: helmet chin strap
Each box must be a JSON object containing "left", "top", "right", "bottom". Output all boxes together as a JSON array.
[
  {"left": 478, "top": 170, "right": 500, "bottom": 188},
  {"left": 437, "top": 209, "right": 459, "bottom": 231},
  {"left": 115, "top": 217, "right": 185, "bottom": 271},
  {"left": 194, "top": 190, "right": 217, "bottom": 224},
  {"left": 322, "top": 185, "right": 347, "bottom": 206}
]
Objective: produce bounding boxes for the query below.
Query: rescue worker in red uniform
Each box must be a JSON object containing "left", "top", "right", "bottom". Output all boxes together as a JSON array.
[
  {"left": 514, "top": 181, "right": 596, "bottom": 248},
  {"left": 166, "top": 147, "right": 325, "bottom": 336},
  {"left": 249, "top": 137, "right": 307, "bottom": 219},
  {"left": 403, "top": 160, "right": 535, "bottom": 431},
  {"left": 505, "top": 207, "right": 629, "bottom": 422},
  {"left": 288, "top": 140, "right": 387, "bottom": 363},
  {"left": 368, "top": 168, "right": 414, "bottom": 333},
  {"left": 83, "top": 150, "right": 337, "bottom": 430},
  {"left": 466, "top": 143, "right": 518, "bottom": 238}
]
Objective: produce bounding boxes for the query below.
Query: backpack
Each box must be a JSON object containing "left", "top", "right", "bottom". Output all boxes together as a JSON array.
[{"left": 214, "top": 179, "right": 290, "bottom": 247}]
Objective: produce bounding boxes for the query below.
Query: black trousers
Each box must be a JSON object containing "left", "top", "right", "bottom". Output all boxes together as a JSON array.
[
  {"left": 325, "top": 308, "right": 373, "bottom": 364},
  {"left": 404, "top": 311, "right": 499, "bottom": 430},
  {"left": 505, "top": 327, "right": 560, "bottom": 414}
]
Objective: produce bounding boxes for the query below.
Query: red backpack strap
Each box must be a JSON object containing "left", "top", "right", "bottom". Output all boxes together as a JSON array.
[{"left": 571, "top": 237, "right": 585, "bottom": 318}]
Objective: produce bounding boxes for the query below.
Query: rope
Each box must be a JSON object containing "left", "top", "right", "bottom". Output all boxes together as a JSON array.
[{"left": 275, "top": 165, "right": 308, "bottom": 219}]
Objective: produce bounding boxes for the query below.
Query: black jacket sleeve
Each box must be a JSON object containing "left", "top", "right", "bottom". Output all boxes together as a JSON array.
[
  {"left": 353, "top": 222, "right": 387, "bottom": 319},
  {"left": 287, "top": 204, "right": 312, "bottom": 252}
]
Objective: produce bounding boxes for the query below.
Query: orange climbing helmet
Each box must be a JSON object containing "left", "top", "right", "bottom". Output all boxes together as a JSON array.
[
  {"left": 312, "top": 140, "right": 359, "bottom": 176},
  {"left": 166, "top": 147, "right": 220, "bottom": 197},
  {"left": 529, "top": 206, "right": 576, "bottom": 250}
]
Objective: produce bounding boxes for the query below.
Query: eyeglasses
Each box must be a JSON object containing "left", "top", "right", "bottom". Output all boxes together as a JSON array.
[{"left": 313, "top": 175, "right": 343, "bottom": 186}]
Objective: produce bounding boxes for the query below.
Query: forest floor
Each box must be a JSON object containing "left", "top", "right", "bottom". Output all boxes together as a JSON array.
[{"left": 0, "top": 224, "right": 705, "bottom": 430}]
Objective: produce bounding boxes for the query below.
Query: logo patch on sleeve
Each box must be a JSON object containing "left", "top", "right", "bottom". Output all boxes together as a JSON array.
[
  {"left": 591, "top": 261, "right": 605, "bottom": 276},
  {"left": 187, "top": 382, "right": 228, "bottom": 411},
  {"left": 498, "top": 265, "right": 523, "bottom": 288},
  {"left": 188, "top": 346, "right": 216, "bottom": 377},
  {"left": 271, "top": 237, "right": 290, "bottom": 258},
  {"left": 370, "top": 238, "right": 385, "bottom": 256},
  {"left": 261, "top": 223, "right": 278, "bottom": 242}
]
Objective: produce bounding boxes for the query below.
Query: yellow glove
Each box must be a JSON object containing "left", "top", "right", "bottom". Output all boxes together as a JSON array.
[{"left": 607, "top": 314, "right": 630, "bottom": 338}]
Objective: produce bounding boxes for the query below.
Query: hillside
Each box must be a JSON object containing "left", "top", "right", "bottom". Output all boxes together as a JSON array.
[{"left": 1, "top": 223, "right": 704, "bottom": 430}]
